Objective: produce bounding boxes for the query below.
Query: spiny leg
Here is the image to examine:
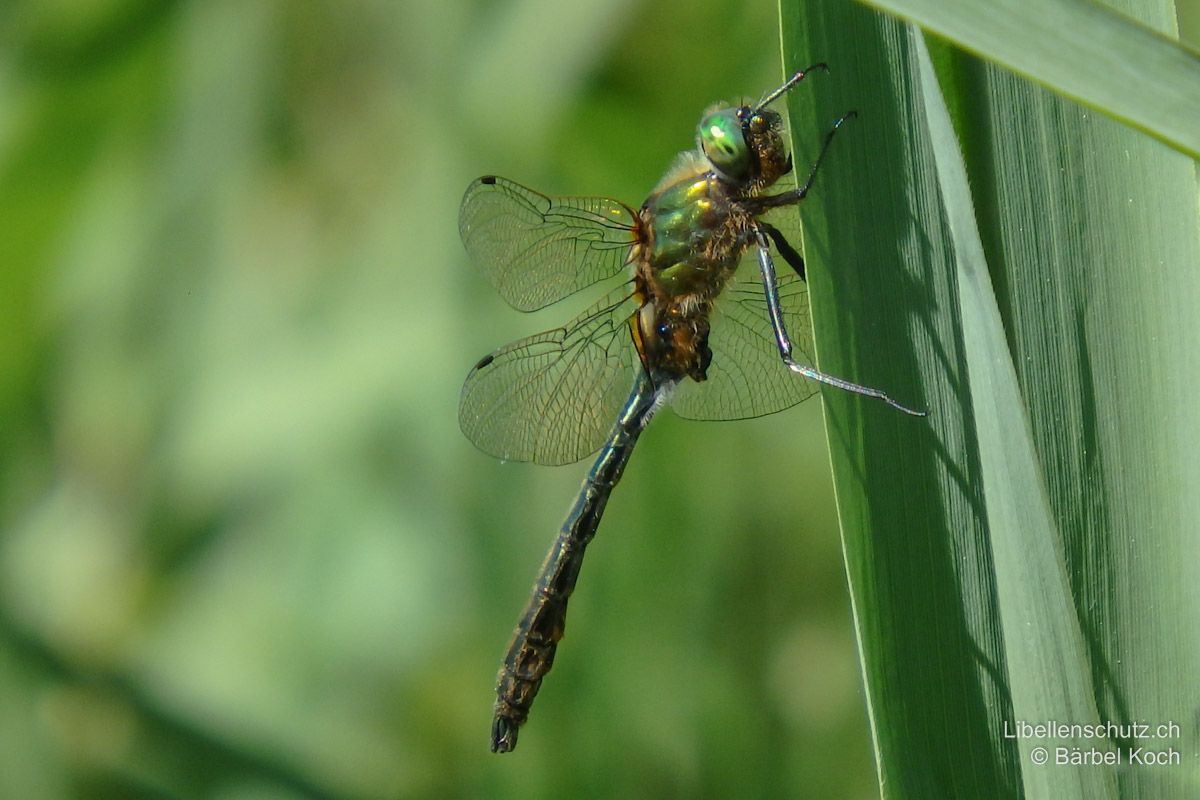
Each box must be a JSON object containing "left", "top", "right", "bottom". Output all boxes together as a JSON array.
[
  {"left": 758, "top": 221, "right": 805, "bottom": 281},
  {"left": 754, "top": 63, "right": 830, "bottom": 110},
  {"left": 751, "top": 109, "right": 854, "bottom": 282},
  {"left": 753, "top": 228, "right": 926, "bottom": 416},
  {"left": 745, "top": 112, "right": 858, "bottom": 215}
]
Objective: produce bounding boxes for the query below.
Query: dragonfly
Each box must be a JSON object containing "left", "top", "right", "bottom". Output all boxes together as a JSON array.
[{"left": 459, "top": 64, "right": 924, "bottom": 754}]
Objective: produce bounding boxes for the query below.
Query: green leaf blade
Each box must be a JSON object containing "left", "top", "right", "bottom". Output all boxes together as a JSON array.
[
  {"left": 854, "top": 0, "right": 1200, "bottom": 157},
  {"left": 916, "top": 30, "right": 1116, "bottom": 799},
  {"left": 780, "top": 0, "right": 1200, "bottom": 796}
]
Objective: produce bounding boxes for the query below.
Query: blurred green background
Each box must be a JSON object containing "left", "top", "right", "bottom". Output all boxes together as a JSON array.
[{"left": 0, "top": 0, "right": 880, "bottom": 798}]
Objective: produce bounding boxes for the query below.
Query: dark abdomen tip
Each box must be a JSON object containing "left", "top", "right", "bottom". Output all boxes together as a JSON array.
[{"left": 491, "top": 716, "right": 518, "bottom": 753}]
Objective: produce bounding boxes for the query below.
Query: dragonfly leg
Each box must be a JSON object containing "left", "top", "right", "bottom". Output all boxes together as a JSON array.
[
  {"left": 753, "top": 228, "right": 926, "bottom": 416},
  {"left": 754, "top": 63, "right": 829, "bottom": 110},
  {"left": 743, "top": 112, "right": 857, "bottom": 215},
  {"left": 757, "top": 220, "right": 805, "bottom": 281}
]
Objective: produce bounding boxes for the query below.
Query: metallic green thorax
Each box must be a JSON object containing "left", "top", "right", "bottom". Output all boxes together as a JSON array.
[
  {"left": 641, "top": 105, "right": 790, "bottom": 301},
  {"left": 643, "top": 174, "right": 741, "bottom": 296}
]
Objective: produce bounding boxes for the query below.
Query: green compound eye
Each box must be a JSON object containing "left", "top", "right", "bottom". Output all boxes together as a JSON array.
[{"left": 698, "top": 108, "right": 750, "bottom": 181}]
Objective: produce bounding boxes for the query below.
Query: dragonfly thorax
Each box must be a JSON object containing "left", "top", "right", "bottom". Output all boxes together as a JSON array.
[
  {"left": 633, "top": 100, "right": 793, "bottom": 387},
  {"left": 633, "top": 158, "right": 752, "bottom": 383},
  {"left": 639, "top": 161, "right": 751, "bottom": 299},
  {"left": 638, "top": 104, "right": 792, "bottom": 306}
]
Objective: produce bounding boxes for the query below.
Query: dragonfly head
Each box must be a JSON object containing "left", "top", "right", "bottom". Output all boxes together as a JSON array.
[
  {"left": 697, "top": 64, "right": 830, "bottom": 188},
  {"left": 697, "top": 105, "right": 789, "bottom": 189}
]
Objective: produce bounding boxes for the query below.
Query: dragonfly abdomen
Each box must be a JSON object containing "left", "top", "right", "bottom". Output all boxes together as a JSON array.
[{"left": 491, "top": 375, "right": 668, "bottom": 753}]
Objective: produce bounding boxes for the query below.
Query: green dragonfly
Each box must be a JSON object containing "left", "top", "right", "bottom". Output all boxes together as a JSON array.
[{"left": 459, "top": 65, "right": 924, "bottom": 753}]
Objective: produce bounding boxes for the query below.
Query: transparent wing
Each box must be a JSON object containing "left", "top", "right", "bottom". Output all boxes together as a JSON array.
[
  {"left": 670, "top": 199, "right": 818, "bottom": 421},
  {"left": 460, "top": 286, "right": 641, "bottom": 466},
  {"left": 670, "top": 271, "right": 817, "bottom": 421},
  {"left": 460, "top": 176, "right": 640, "bottom": 312}
]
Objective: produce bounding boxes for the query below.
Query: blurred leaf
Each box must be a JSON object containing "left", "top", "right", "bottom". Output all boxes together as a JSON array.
[
  {"left": 2, "top": 0, "right": 871, "bottom": 797},
  {"left": 782, "top": 0, "right": 1200, "bottom": 797}
]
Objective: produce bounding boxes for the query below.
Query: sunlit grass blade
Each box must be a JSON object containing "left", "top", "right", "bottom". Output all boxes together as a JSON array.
[
  {"left": 914, "top": 31, "right": 1113, "bottom": 799},
  {"left": 853, "top": 0, "right": 1200, "bottom": 158},
  {"left": 780, "top": 0, "right": 1200, "bottom": 796}
]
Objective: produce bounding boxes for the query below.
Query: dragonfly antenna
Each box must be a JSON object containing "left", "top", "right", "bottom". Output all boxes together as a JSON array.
[{"left": 755, "top": 63, "right": 829, "bottom": 112}]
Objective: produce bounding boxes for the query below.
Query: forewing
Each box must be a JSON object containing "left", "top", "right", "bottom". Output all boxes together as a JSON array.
[
  {"left": 670, "top": 223, "right": 818, "bottom": 421},
  {"left": 460, "top": 286, "right": 640, "bottom": 465},
  {"left": 460, "top": 176, "right": 639, "bottom": 312}
]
